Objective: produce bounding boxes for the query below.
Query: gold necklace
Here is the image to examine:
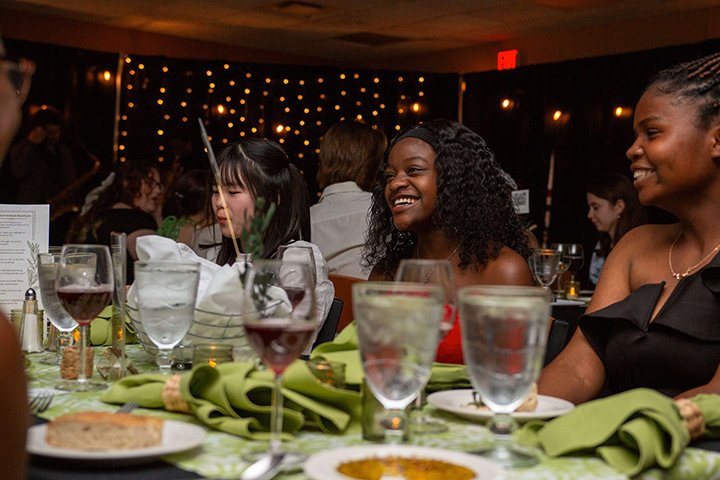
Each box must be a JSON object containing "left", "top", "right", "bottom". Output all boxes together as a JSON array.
[
  {"left": 416, "top": 242, "right": 462, "bottom": 283},
  {"left": 668, "top": 232, "right": 720, "bottom": 281}
]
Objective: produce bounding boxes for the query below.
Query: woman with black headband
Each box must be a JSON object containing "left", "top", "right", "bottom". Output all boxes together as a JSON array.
[{"left": 363, "top": 119, "right": 534, "bottom": 364}]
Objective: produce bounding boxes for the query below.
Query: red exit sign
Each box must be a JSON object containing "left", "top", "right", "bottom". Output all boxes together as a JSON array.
[{"left": 497, "top": 49, "right": 519, "bottom": 70}]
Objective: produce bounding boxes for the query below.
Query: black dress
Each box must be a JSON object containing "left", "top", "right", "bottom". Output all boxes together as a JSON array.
[{"left": 580, "top": 252, "right": 720, "bottom": 398}]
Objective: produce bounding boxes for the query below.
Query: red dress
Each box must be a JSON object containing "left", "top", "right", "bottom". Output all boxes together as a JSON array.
[{"left": 435, "top": 310, "right": 464, "bottom": 364}]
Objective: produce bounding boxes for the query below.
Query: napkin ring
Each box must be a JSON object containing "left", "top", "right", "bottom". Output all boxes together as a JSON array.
[
  {"left": 162, "top": 374, "right": 192, "bottom": 414},
  {"left": 675, "top": 398, "right": 705, "bottom": 439}
]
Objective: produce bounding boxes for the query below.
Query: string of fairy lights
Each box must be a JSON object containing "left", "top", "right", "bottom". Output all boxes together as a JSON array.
[{"left": 116, "top": 53, "right": 435, "bottom": 193}]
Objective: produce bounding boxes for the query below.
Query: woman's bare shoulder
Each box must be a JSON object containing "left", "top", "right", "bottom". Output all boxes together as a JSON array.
[{"left": 461, "top": 247, "right": 534, "bottom": 286}]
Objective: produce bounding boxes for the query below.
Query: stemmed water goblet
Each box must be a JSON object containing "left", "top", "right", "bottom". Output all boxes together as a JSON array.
[
  {"left": 564, "top": 243, "right": 585, "bottom": 298},
  {"left": 134, "top": 261, "right": 200, "bottom": 373},
  {"left": 242, "top": 259, "right": 316, "bottom": 468},
  {"left": 528, "top": 249, "right": 561, "bottom": 297},
  {"left": 55, "top": 244, "right": 114, "bottom": 392},
  {"left": 37, "top": 251, "right": 78, "bottom": 366},
  {"left": 459, "top": 285, "right": 550, "bottom": 468},
  {"left": 353, "top": 281, "right": 445, "bottom": 442},
  {"left": 395, "top": 259, "right": 456, "bottom": 434}
]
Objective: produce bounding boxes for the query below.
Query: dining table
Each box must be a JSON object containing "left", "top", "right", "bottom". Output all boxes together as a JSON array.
[{"left": 25, "top": 344, "right": 720, "bottom": 480}]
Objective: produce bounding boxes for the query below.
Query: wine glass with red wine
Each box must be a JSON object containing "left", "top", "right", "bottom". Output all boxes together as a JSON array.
[
  {"left": 243, "top": 258, "right": 316, "bottom": 466},
  {"left": 55, "top": 244, "right": 114, "bottom": 392}
]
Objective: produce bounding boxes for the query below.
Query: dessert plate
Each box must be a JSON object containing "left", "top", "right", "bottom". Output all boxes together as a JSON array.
[
  {"left": 304, "top": 444, "right": 503, "bottom": 480},
  {"left": 27, "top": 419, "right": 206, "bottom": 462},
  {"left": 427, "top": 389, "right": 574, "bottom": 423}
]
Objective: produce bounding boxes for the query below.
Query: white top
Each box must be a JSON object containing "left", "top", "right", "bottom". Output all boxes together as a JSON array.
[{"left": 310, "top": 181, "right": 372, "bottom": 279}]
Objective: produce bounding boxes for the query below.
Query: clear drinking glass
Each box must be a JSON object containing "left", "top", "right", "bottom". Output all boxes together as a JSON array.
[
  {"left": 564, "top": 243, "right": 585, "bottom": 283},
  {"left": 37, "top": 251, "right": 78, "bottom": 365},
  {"left": 134, "top": 261, "right": 200, "bottom": 373},
  {"left": 353, "top": 281, "right": 445, "bottom": 442},
  {"left": 459, "top": 285, "right": 550, "bottom": 468},
  {"left": 550, "top": 243, "right": 571, "bottom": 296},
  {"left": 395, "top": 259, "right": 456, "bottom": 434},
  {"left": 243, "top": 259, "right": 316, "bottom": 465},
  {"left": 528, "top": 249, "right": 561, "bottom": 294},
  {"left": 55, "top": 245, "right": 114, "bottom": 392}
]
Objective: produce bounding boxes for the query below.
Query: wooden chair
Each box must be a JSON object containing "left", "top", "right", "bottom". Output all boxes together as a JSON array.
[{"left": 328, "top": 274, "right": 363, "bottom": 333}]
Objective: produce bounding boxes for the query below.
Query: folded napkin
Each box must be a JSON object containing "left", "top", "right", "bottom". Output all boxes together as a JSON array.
[
  {"left": 89, "top": 305, "right": 137, "bottom": 346},
  {"left": 101, "top": 360, "right": 362, "bottom": 440},
  {"left": 310, "top": 323, "right": 470, "bottom": 391},
  {"left": 517, "top": 388, "right": 720, "bottom": 476}
]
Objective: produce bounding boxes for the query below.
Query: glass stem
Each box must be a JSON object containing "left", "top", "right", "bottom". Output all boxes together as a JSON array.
[
  {"left": 157, "top": 349, "right": 173, "bottom": 373},
  {"left": 382, "top": 409, "right": 407, "bottom": 444},
  {"left": 77, "top": 324, "right": 89, "bottom": 384},
  {"left": 270, "top": 373, "right": 284, "bottom": 455}
]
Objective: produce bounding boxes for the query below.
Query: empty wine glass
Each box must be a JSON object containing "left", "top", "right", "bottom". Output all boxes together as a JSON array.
[
  {"left": 395, "top": 259, "right": 456, "bottom": 434},
  {"left": 134, "top": 261, "right": 200, "bottom": 373},
  {"left": 459, "top": 285, "right": 550, "bottom": 468},
  {"left": 528, "top": 249, "right": 561, "bottom": 294},
  {"left": 242, "top": 259, "right": 316, "bottom": 466},
  {"left": 37, "top": 251, "right": 78, "bottom": 366},
  {"left": 564, "top": 243, "right": 585, "bottom": 298},
  {"left": 55, "top": 244, "right": 114, "bottom": 392},
  {"left": 353, "top": 281, "right": 445, "bottom": 442},
  {"left": 550, "top": 243, "right": 571, "bottom": 296}
]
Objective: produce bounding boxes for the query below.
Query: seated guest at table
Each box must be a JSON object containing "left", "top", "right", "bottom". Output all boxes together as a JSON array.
[
  {"left": 0, "top": 30, "right": 34, "bottom": 480},
  {"left": 157, "top": 168, "right": 212, "bottom": 247},
  {"left": 207, "top": 138, "right": 334, "bottom": 343},
  {"left": 539, "top": 52, "right": 720, "bottom": 403},
  {"left": 310, "top": 119, "right": 386, "bottom": 279},
  {"left": 586, "top": 171, "right": 649, "bottom": 285},
  {"left": 363, "top": 119, "right": 534, "bottom": 364},
  {"left": 67, "top": 160, "right": 164, "bottom": 273}
]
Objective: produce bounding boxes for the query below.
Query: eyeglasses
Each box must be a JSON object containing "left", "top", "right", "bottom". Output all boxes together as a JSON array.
[{"left": 0, "top": 56, "right": 30, "bottom": 95}]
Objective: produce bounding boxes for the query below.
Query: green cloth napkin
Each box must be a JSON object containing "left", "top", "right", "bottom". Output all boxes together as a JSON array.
[
  {"left": 90, "top": 305, "right": 137, "bottom": 346},
  {"left": 101, "top": 359, "right": 362, "bottom": 440},
  {"left": 310, "top": 322, "right": 470, "bottom": 390},
  {"left": 517, "top": 388, "right": 720, "bottom": 476}
]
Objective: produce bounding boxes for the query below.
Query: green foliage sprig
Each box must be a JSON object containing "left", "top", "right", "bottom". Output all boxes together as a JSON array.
[{"left": 240, "top": 197, "right": 276, "bottom": 261}]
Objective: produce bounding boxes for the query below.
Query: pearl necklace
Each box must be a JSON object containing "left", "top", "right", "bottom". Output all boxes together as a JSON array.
[
  {"left": 668, "top": 232, "right": 720, "bottom": 281},
  {"left": 416, "top": 242, "right": 462, "bottom": 283}
]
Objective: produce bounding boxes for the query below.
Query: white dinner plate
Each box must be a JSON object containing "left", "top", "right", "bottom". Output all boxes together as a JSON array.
[
  {"left": 27, "top": 419, "right": 206, "bottom": 462},
  {"left": 427, "top": 389, "right": 574, "bottom": 423},
  {"left": 304, "top": 444, "right": 503, "bottom": 480}
]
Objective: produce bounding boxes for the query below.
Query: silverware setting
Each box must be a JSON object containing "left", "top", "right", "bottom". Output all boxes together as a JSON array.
[
  {"left": 117, "top": 401, "right": 139, "bottom": 414},
  {"left": 29, "top": 391, "right": 54, "bottom": 415}
]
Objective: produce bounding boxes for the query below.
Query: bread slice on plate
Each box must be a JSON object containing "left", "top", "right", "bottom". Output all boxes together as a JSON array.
[{"left": 45, "top": 411, "right": 163, "bottom": 450}]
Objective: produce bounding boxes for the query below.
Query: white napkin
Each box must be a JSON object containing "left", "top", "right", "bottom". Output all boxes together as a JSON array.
[{"left": 128, "top": 235, "right": 255, "bottom": 347}]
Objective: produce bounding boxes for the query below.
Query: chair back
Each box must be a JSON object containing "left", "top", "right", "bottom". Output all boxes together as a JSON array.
[
  {"left": 544, "top": 318, "right": 571, "bottom": 365},
  {"left": 311, "top": 298, "right": 343, "bottom": 350},
  {"left": 328, "top": 274, "right": 363, "bottom": 333}
]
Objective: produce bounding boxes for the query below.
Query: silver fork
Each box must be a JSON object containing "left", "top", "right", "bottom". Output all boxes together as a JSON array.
[
  {"left": 116, "top": 401, "right": 139, "bottom": 413},
  {"left": 29, "top": 391, "right": 54, "bottom": 415}
]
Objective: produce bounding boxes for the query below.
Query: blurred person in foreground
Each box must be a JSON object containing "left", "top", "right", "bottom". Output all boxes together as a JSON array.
[
  {"left": 540, "top": 52, "right": 720, "bottom": 403},
  {"left": 310, "top": 119, "right": 386, "bottom": 279},
  {"left": 363, "top": 119, "right": 534, "bottom": 364},
  {"left": 586, "top": 171, "right": 649, "bottom": 285},
  {"left": 0, "top": 31, "right": 35, "bottom": 480}
]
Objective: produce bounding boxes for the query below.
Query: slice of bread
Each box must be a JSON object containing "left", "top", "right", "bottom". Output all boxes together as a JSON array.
[{"left": 46, "top": 411, "right": 163, "bottom": 450}]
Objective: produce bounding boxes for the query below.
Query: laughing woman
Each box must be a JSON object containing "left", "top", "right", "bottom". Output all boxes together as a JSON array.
[
  {"left": 539, "top": 52, "right": 720, "bottom": 403},
  {"left": 363, "top": 119, "right": 534, "bottom": 364}
]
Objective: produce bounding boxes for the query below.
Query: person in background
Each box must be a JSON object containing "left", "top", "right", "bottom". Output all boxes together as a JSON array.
[
  {"left": 10, "top": 106, "right": 76, "bottom": 205},
  {"left": 539, "top": 52, "right": 720, "bottom": 403},
  {"left": 363, "top": 119, "right": 534, "bottom": 364},
  {"left": 67, "top": 160, "right": 164, "bottom": 275},
  {"left": 207, "top": 139, "right": 334, "bottom": 345},
  {"left": 0, "top": 30, "right": 35, "bottom": 480},
  {"left": 586, "top": 171, "right": 649, "bottom": 284},
  {"left": 157, "top": 168, "right": 212, "bottom": 246},
  {"left": 311, "top": 119, "right": 386, "bottom": 279}
]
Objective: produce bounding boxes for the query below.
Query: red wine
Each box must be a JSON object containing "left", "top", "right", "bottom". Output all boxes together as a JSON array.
[
  {"left": 57, "top": 286, "right": 112, "bottom": 326},
  {"left": 244, "top": 320, "right": 315, "bottom": 375},
  {"left": 279, "top": 285, "right": 306, "bottom": 309}
]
